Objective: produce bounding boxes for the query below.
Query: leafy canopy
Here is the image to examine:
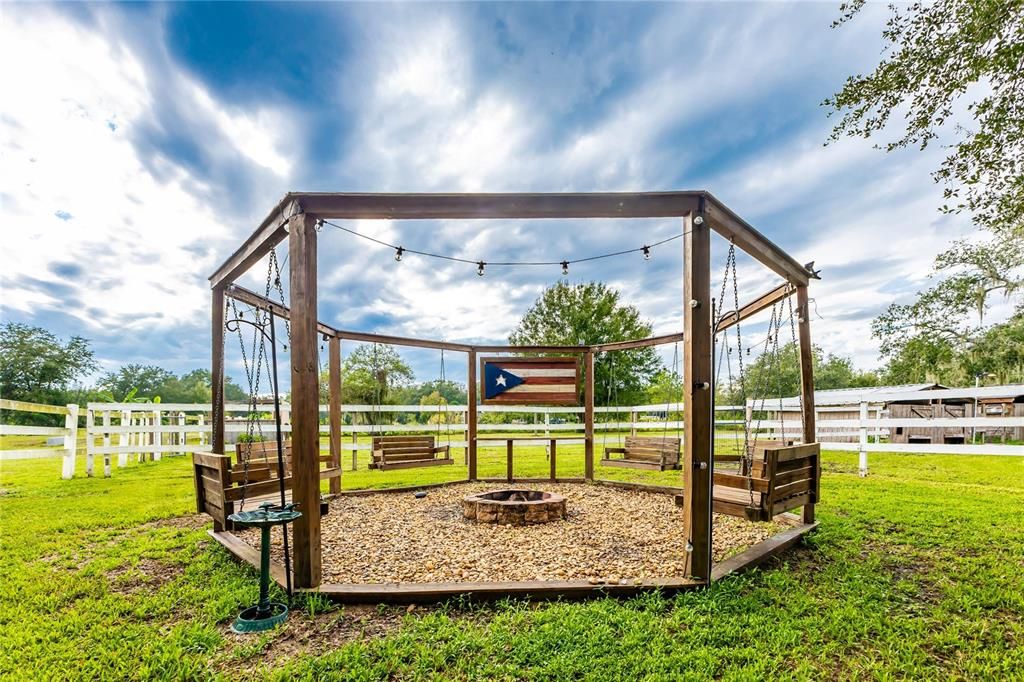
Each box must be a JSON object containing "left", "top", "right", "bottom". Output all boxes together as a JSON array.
[
  {"left": 717, "top": 342, "right": 880, "bottom": 404},
  {"left": 509, "top": 282, "right": 663, "bottom": 406},
  {"left": 825, "top": 0, "right": 1024, "bottom": 237},
  {"left": 0, "top": 322, "right": 96, "bottom": 417}
]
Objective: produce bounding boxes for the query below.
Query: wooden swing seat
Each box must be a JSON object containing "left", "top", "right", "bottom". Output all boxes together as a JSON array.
[
  {"left": 601, "top": 436, "right": 681, "bottom": 471},
  {"left": 369, "top": 435, "right": 453, "bottom": 470},
  {"left": 192, "top": 440, "right": 341, "bottom": 531},
  {"left": 710, "top": 442, "right": 820, "bottom": 522}
]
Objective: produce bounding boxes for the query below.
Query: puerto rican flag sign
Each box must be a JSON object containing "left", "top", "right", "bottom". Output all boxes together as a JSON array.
[{"left": 480, "top": 356, "right": 580, "bottom": 406}]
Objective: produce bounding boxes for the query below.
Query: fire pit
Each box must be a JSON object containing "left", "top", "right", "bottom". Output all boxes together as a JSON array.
[{"left": 462, "top": 489, "right": 567, "bottom": 526}]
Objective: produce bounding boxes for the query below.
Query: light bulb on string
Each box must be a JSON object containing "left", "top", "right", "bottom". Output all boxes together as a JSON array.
[
  {"left": 561, "top": 261, "right": 569, "bottom": 276},
  {"left": 642, "top": 245, "right": 651, "bottom": 260},
  {"left": 477, "top": 261, "right": 486, "bottom": 277},
  {"left": 394, "top": 246, "right": 404, "bottom": 262}
]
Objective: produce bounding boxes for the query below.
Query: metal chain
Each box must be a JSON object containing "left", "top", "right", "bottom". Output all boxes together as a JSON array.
[
  {"left": 787, "top": 289, "right": 801, "bottom": 440},
  {"left": 731, "top": 246, "right": 750, "bottom": 464},
  {"left": 440, "top": 348, "right": 451, "bottom": 446}
]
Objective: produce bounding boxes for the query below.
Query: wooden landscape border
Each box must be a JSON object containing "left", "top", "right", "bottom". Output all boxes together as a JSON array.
[
  {"left": 209, "top": 190, "right": 820, "bottom": 591},
  {"left": 208, "top": 479, "right": 817, "bottom": 604}
]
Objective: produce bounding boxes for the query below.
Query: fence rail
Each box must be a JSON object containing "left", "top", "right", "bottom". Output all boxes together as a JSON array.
[
  {"left": 0, "top": 398, "right": 79, "bottom": 478},
  {"left": 3, "top": 394, "right": 1022, "bottom": 479}
]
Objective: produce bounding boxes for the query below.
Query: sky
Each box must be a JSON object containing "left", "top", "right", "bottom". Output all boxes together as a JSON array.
[{"left": 0, "top": 2, "right": 986, "bottom": 392}]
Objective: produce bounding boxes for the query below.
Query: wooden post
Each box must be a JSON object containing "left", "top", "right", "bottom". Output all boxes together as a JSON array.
[
  {"left": 506, "top": 440, "right": 514, "bottom": 482},
  {"left": 328, "top": 336, "right": 342, "bottom": 494},
  {"left": 212, "top": 285, "right": 226, "bottom": 454},
  {"left": 86, "top": 408, "right": 95, "bottom": 476},
  {"left": 118, "top": 410, "right": 129, "bottom": 467},
  {"left": 177, "top": 412, "right": 186, "bottom": 455},
  {"left": 198, "top": 413, "right": 206, "bottom": 446},
  {"left": 549, "top": 439, "right": 557, "bottom": 481},
  {"left": 102, "top": 410, "right": 112, "bottom": 477},
  {"left": 796, "top": 285, "right": 817, "bottom": 523},
  {"left": 467, "top": 350, "right": 478, "bottom": 481},
  {"left": 682, "top": 210, "right": 712, "bottom": 581},
  {"left": 584, "top": 351, "right": 595, "bottom": 481},
  {"left": 289, "top": 213, "right": 322, "bottom": 588},
  {"left": 152, "top": 407, "right": 161, "bottom": 461},
  {"left": 858, "top": 400, "right": 868, "bottom": 477},
  {"left": 61, "top": 404, "right": 79, "bottom": 480}
]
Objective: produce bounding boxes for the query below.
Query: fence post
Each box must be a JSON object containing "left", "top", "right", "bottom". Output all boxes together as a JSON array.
[
  {"left": 178, "top": 412, "right": 186, "bottom": 455},
  {"left": 152, "top": 408, "right": 161, "bottom": 461},
  {"left": 352, "top": 432, "right": 358, "bottom": 471},
  {"left": 136, "top": 414, "right": 145, "bottom": 463},
  {"left": 61, "top": 404, "right": 79, "bottom": 480},
  {"left": 198, "top": 413, "right": 207, "bottom": 446},
  {"left": 118, "top": 410, "right": 129, "bottom": 467},
  {"left": 102, "top": 410, "right": 112, "bottom": 477},
  {"left": 86, "top": 408, "right": 95, "bottom": 476},
  {"left": 858, "top": 400, "right": 868, "bottom": 477}
]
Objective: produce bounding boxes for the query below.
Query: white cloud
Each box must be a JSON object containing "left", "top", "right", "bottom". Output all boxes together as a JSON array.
[{"left": 0, "top": 8, "right": 294, "bottom": 344}]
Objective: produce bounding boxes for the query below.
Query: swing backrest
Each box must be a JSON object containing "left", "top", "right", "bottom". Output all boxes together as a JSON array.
[
  {"left": 621, "top": 437, "right": 681, "bottom": 465},
  {"left": 234, "top": 439, "right": 293, "bottom": 479}
]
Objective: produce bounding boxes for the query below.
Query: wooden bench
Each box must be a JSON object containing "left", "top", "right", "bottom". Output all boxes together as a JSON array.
[
  {"left": 370, "top": 435, "right": 453, "bottom": 470},
  {"left": 710, "top": 442, "right": 820, "bottom": 522},
  {"left": 193, "top": 440, "right": 341, "bottom": 531},
  {"left": 601, "top": 436, "right": 681, "bottom": 471}
]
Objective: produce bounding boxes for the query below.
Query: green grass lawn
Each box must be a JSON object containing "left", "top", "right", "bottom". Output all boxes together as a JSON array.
[{"left": 1, "top": 447, "right": 1022, "bottom": 680}]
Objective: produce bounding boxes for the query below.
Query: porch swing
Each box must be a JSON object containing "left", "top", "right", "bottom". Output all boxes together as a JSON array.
[
  {"left": 601, "top": 346, "right": 682, "bottom": 470},
  {"left": 193, "top": 250, "right": 338, "bottom": 534},
  {"left": 710, "top": 243, "right": 820, "bottom": 522},
  {"left": 368, "top": 345, "right": 455, "bottom": 470}
]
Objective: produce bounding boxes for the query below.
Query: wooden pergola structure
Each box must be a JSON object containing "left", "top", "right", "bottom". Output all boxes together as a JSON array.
[{"left": 206, "top": 191, "right": 819, "bottom": 597}]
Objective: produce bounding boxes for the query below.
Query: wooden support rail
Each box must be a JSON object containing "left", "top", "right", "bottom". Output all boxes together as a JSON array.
[{"left": 715, "top": 282, "right": 794, "bottom": 333}]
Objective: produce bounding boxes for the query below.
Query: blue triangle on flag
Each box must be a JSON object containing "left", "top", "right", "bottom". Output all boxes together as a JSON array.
[{"left": 484, "top": 364, "right": 525, "bottom": 399}]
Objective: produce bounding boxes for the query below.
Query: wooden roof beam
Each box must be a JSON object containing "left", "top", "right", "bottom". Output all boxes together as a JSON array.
[
  {"left": 591, "top": 332, "right": 686, "bottom": 353},
  {"left": 282, "top": 191, "right": 704, "bottom": 220},
  {"left": 209, "top": 198, "right": 301, "bottom": 289},
  {"left": 702, "top": 193, "right": 814, "bottom": 286}
]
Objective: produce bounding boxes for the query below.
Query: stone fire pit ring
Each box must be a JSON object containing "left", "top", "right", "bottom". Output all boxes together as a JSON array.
[{"left": 462, "top": 489, "right": 567, "bottom": 526}]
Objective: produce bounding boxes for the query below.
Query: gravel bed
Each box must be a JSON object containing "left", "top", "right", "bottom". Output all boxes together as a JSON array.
[{"left": 242, "top": 482, "right": 782, "bottom": 584}]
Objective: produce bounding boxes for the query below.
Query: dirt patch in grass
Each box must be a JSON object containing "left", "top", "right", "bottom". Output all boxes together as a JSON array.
[
  {"left": 141, "top": 513, "right": 209, "bottom": 532},
  {"left": 108, "top": 557, "right": 186, "bottom": 594},
  {"left": 218, "top": 604, "right": 409, "bottom": 673}
]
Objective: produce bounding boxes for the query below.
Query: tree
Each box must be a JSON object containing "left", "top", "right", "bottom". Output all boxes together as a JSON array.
[
  {"left": 645, "top": 368, "right": 684, "bottom": 406},
  {"left": 317, "top": 344, "right": 414, "bottom": 423},
  {"left": 0, "top": 322, "right": 96, "bottom": 418},
  {"left": 419, "top": 390, "right": 460, "bottom": 425},
  {"left": 880, "top": 313, "right": 1024, "bottom": 384},
  {"left": 825, "top": 0, "right": 1024, "bottom": 238},
  {"left": 153, "top": 369, "right": 248, "bottom": 403},
  {"left": 718, "top": 343, "right": 879, "bottom": 404},
  {"left": 872, "top": 237, "right": 1023, "bottom": 384},
  {"left": 509, "top": 282, "right": 662, "bottom": 405},
  {"left": 97, "top": 364, "right": 174, "bottom": 402}
]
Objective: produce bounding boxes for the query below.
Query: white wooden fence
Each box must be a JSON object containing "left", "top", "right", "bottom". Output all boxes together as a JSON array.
[
  {"left": 0, "top": 399, "right": 80, "bottom": 479},
  {"left": 4, "top": 389, "right": 1021, "bottom": 480}
]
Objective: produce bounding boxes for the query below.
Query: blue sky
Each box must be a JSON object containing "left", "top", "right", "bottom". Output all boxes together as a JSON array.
[{"left": 0, "top": 2, "right": 984, "bottom": 391}]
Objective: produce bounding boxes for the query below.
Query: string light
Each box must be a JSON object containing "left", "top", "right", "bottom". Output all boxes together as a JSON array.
[{"left": 320, "top": 219, "right": 685, "bottom": 272}]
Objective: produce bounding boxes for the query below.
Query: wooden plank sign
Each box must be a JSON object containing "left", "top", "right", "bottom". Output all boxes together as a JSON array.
[{"left": 479, "top": 356, "right": 580, "bottom": 406}]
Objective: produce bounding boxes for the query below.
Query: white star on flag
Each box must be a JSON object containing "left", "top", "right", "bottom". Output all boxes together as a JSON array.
[{"left": 495, "top": 374, "right": 507, "bottom": 387}]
